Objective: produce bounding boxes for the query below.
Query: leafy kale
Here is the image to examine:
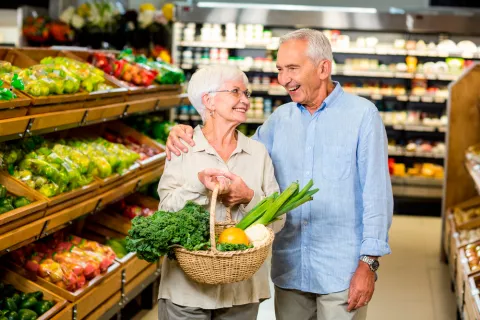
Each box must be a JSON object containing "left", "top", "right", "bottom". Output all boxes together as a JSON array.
[
  {"left": 216, "top": 243, "right": 253, "bottom": 252},
  {"left": 125, "top": 202, "right": 211, "bottom": 262}
]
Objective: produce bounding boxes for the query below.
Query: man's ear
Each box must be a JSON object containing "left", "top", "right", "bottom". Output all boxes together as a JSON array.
[{"left": 318, "top": 60, "right": 332, "bottom": 80}]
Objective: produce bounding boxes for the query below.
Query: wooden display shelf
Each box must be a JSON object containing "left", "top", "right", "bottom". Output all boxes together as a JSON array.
[
  {"left": 2, "top": 171, "right": 101, "bottom": 214},
  {"left": 7, "top": 260, "right": 121, "bottom": 304},
  {"left": 465, "top": 274, "right": 480, "bottom": 320},
  {"left": 0, "top": 173, "right": 47, "bottom": 231},
  {"left": 443, "top": 64, "right": 480, "bottom": 262},
  {"left": 457, "top": 246, "right": 480, "bottom": 311},
  {"left": 50, "top": 304, "right": 73, "bottom": 320},
  {"left": 0, "top": 266, "right": 68, "bottom": 320},
  {"left": 451, "top": 196, "right": 480, "bottom": 231},
  {"left": 123, "top": 262, "right": 160, "bottom": 304},
  {"left": 83, "top": 292, "right": 121, "bottom": 320},
  {"left": 104, "top": 121, "right": 166, "bottom": 169},
  {"left": 0, "top": 82, "right": 31, "bottom": 110},
  {"left": 17, "top": 48, "right": 128, "bottom": 102},
  {"left": 80, "top": 221, "right": 153, "bottom": 284},
  {"left": 0, "top": 217, "right": 45, "bottom": 252},
  {"left": 0, "top": 107, "right": 28, "bottom": 120}
]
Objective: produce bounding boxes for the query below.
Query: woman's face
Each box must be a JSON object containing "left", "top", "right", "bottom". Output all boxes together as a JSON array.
[{"left": 209, "top": 80, "right": 251, "bottom": 125}]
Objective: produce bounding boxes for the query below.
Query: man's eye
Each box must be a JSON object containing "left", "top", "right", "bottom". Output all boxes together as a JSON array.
[{"left": 231, "top": 89, "right": 239, "bottom": 94}]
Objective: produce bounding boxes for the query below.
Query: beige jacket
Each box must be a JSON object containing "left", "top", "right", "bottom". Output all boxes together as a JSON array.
[{"left": 157, "top": 126, "right": 281, "bottom": 309}]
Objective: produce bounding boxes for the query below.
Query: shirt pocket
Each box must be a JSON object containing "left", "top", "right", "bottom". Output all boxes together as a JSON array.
[{"left": 321, "top": 144, "right": 353, "bottom": 181}]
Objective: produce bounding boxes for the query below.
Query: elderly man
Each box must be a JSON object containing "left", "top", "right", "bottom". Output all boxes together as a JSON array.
[{"left": 166, "top": 28, "right": 393, "bottom": 320}]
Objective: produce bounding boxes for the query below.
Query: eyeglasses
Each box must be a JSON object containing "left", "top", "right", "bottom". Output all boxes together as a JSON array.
[{"left": 209, "top": 88, "right": 252, "bottom": 98}]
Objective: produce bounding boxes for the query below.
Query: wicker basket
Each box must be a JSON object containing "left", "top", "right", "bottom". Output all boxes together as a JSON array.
[{"left": 174, "top": 186, "right": 274, "bottom": 285}]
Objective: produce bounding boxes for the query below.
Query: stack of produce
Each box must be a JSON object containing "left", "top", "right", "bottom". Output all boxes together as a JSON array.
[
  {"left": 126, "top": 180, "right": 318, "bottom": 261},
  {"left": 9, "top": 233, "right": 116, "bottom": 292},
  {"left": 454, "top": 206, "right": 480, "bottom": 226},
  {"left": 112, "top": 198, "right": 155, "bottom": 220},
  {"left": 40, "top": 57, "right": 113, "bottom": 92},
  {"left": 0, "top": 184, "right": 31, "bottom": 215},
  {"left": 0, "top": 136, "right": 139, "bottom": 197},
  {"left": 89, "top": 50, "right": 184, "bottom": 87},
  {"left": 464, "top": 243, "right": 480, "bottom": 272},
  {"left": 118, "top": 50, "right": 185, "bottom": 85},
  {"left": 0, "top": 56, "right": 113, "bottom": 97},
  {"left": 0, "top": 283, "right": 55, "bottom": 319},
  {"left": 90, "top": 52, "right": 157, "bottom": 87},
  {"left": 105, "top": 239, "right": 128, "bottom": 259},
  {"left": 103, "top": 131, "right": 160, "bottom": 161},
  {"left": 125, "top": 116, "right": 175, "bottom": 145}
]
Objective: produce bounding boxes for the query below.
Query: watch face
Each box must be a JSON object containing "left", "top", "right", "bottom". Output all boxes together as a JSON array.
[{"left": 372, "top": 260, "right": 380, "bottom": 271}]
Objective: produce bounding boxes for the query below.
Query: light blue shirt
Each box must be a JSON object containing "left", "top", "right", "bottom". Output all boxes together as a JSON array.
[{"left": 252, "top": 82, "right": 393, "bottom": 294}]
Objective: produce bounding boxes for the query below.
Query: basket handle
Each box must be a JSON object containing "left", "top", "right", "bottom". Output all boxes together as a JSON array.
[{"left": 209, "top": 185, "right": 232, "bottom": 252}]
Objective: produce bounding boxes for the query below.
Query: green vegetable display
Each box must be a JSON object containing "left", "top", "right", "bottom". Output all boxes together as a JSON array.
[
  {"left": 106, "top": 238, "right": 128, "bottom": 258},
  {"left": 0, "top": 184, "right": 31, "bottom": 215},
  {"left": 0, "top": 281, "right": 53, "bottom": 320},
  {"left": 125, "top": 116, "right": 175, "bottom": 145},
  {"left": 126, "top": 202, "right": 210, "bottom": 262},
  {"left": 0, "top": 136, "right": 139, "bottom": 197}
]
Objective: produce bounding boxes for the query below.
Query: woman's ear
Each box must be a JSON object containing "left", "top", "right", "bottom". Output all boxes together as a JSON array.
[{"left": 202, "top": 93, "right": 215, "bottom": 112}]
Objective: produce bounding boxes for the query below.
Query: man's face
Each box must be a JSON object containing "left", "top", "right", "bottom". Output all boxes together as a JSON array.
[{"left": 276, "top": 39, "right": 327, "bottom": 108}]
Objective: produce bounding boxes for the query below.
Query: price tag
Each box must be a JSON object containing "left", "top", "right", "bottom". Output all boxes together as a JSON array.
[
  {"left": 434, "top": 97, "right": 446, "bottom": 104},
  {"left": 421, "top": 96, "right": 434, "bottom": 103},
  {"left": 409, "top": 96, "right": 421, "bottom": 102},
  {"left": 371, "top": 94, "right": 383, "bottom": 100},
  {"left": 397, "top": 95, "right": 408, "bottom": 102}
]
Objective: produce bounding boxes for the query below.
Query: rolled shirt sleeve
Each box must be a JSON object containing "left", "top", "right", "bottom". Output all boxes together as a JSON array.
[{"left": 357, "top": 107, "right": 393, "bottom": 257}]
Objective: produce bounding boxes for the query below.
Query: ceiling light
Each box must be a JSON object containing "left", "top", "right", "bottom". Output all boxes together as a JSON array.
[{"left": 196, "top": 2, "right": 378, "bottom": 13}]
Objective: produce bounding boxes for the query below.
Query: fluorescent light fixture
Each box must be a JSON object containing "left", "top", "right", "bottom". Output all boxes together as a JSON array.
[{"left": 196, "top": 2, "right": 378, "bottom": 13}]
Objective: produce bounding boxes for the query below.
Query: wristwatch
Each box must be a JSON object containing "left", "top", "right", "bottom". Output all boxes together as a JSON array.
[{"left": 360, "top": 256, "right": 380, "bottom": 272}]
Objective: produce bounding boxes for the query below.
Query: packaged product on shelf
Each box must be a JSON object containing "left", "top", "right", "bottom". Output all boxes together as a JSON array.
[
  {"left": 0, "top": 135, "right": 139, "bottom": 197},
  {"left": 0, "top": 183, "right": 31, "bottom": 214},
  {"left": 8, "top": 232, "right": 117, "bottom": 292}
]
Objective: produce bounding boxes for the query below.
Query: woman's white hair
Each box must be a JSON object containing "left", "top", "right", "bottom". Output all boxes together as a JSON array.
[
  {"left": 188, "top": 65, "right": 249, "bottom": 122},
  {"left": 279, "top": 28, "right": 333, "bottom": 65}
]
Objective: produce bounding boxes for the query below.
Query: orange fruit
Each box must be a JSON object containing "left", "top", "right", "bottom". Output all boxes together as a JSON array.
[{"left": 218, "top": 227, "right": 250, "bottom": 246}]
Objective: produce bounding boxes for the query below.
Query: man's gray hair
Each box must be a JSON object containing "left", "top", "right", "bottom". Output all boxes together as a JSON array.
[
  {"left": 279, "top": 28, "right": 333, "bottom": 65},
  {"left": 187, "top": 65, "right": 249, "bottom": 122}
]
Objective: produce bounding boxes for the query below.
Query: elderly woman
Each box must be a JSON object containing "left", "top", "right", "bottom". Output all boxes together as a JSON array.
[{"left": 157, "top": 65, "right": 281, "bottom": 320}]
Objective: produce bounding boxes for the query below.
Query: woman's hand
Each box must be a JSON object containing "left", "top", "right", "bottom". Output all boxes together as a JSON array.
[
  {"left": 198, "top": 169, "right": 231, "bottom": 194},
  {"left": 219, "top": 172, "right": 254, "bottom": 207},
  {"left": 166, "top": 124, "right": 195, "bottom": 160}
]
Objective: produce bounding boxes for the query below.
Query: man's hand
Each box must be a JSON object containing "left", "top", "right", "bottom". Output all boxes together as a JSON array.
[
  {"left": 219, "top": 172, "right": 254, "bottom": 207},
  {"left": 198, "top": 169, "right": 231, "bottom": 194},
  {"left": 166, "top": 124, "right": 195, "bottom": 160},
  {"left": 347, "top": 260, "right": 376, "bottom": 312}
]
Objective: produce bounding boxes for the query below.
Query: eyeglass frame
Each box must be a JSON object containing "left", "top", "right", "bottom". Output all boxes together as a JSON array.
[{"left": 208, "top": 88, "right": 252, "bottom": 98}]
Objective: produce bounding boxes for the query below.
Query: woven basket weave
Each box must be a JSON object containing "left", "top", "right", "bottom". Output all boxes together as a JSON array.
[{"left": 174, "top": 186, "right": 274, "bottom": 285}]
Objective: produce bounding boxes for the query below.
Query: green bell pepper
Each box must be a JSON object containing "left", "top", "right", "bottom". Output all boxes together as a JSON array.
[
  {"left": 13, "top": 197, "right": 31, "bottom": 209},
  {"left": 19, "top": 297, "right": 36, "bottom": 310},
  {"left": 17, "top": 309, "right": 37, "bottom": 320}
]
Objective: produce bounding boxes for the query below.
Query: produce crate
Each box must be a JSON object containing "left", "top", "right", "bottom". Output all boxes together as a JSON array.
[
  {"left": 0, "top": 81, "right": 31, "bottom": 110},
  {"left": 0, "top": 174, "right": 47, "bottom": 234},
  {"left": 50, "top": 304, "right": 73, "bottom": 320},
  {"left": 82, "top": 291, "right": 120, "bottom": 320},
  {"left": 80, "top": 222, "right": 152, "bottom": 284},
  {"left": 68, "top": 50, "right": 182, "bottom": 98},
  {"left": 465, "top": 274, "right": 480, "bottom": 320},
  {"left": 17, "top": 48, "right": 127, "bottom": 104},
  {"left": 87, "top": 193, "right": 158, "bottom": 236},
  {"left": 457, "top": 246, "right": 480, "bottom": 311},
  {"left": 6, "top": 259, "right": 121, "bottom": 304},
  {"left": 0, "top": 217, "right": 46, "bottom": 253},
  {"left": 103, "top": 121, "right": 166, "bottom": 169},
  {"left": 2, "top": 170, "right": 101, "bottom": 216},
  {"left": 97, "top": 177, "right": 140, "bottom": 206},
  {"left": 0, "top": 266, "right": 68, "bottom": 320},
  {"left": 0, "top": 48, "right": 89, "bottom": 109}
]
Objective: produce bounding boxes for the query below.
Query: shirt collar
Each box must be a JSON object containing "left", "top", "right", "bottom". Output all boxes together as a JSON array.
[
  {"left": 192, "top": 125, "right": 252, "bottom": 155},
  {"left": 296, "top": 81, "right": 344, "bottom": 112}
]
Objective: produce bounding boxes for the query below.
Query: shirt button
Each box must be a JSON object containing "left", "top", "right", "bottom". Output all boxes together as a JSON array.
[{"left": 303, "top": 220, "right": 308, "bottom": 226}]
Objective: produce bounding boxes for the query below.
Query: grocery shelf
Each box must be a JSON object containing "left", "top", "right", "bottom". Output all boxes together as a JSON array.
[
  {"left": 178, "top": 41, "right": 480, "bottom": 59},
  {"left": 466, "top": 160, "right": 480, "bottom": 194},
  {"left": 0, "top": 95, "right": 183, "bottom": 142},
  {"left": 391, "top": 176, "right": 443, "bottom": 199},
  {"left": 389, "top": 148, "right": 445, "bottom": 159},
  {"left": 386, "top": 124, "right": 447, "bottom": 133}
]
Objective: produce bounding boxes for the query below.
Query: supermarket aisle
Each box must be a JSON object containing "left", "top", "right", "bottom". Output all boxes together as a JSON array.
[{"left": 139, "top": 216, "right": 456, "bottom": 320}]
